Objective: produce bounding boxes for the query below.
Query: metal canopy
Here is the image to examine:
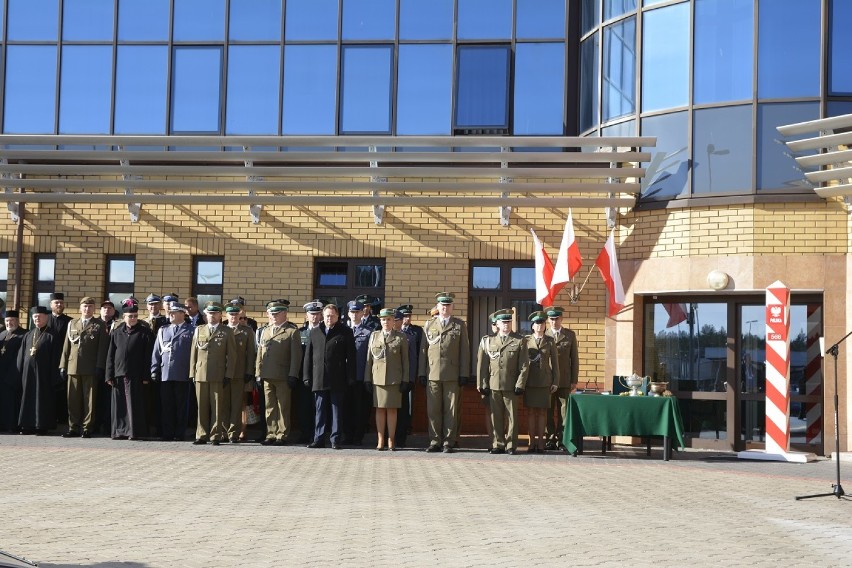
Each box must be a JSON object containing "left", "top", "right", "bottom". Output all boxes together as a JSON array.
[
  {"left": 777, "top": 113, "right": 852, "bottom": 199},
  {"left": 0, "top": 134, "right": 654, "bottom": 225}
]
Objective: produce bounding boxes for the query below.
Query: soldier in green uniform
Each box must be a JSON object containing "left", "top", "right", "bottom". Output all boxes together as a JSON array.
[
  {"left": 224, "top": 303, "right": 257, "bottom": 443},
  {"left": 364, "top": 308, "right": 410, "bottom": 451},
  {"left": 544, "top": 306, "right": 579, "bottom": 451},
  {"left": 256, "top": 300, "right": 303, "bottom": 445},
  {"left": 59, "top": 297, "right": 109, "bottom": 438},
  {"left": 477, "top": 309, "right": 529, "bottom": 455},
  {"left": 523, "top": 311, "right": 559, "bottom": 453},
  {"left": 189, "top": 302, "right": 236, "bottom": 445},
  {"left": 418, "top": 292, "right": 470, "bottom": 453}
]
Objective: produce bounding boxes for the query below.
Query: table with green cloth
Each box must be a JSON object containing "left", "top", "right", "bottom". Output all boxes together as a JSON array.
[{"left": 562, "top": 394, "right": 686, "bottom": 460}]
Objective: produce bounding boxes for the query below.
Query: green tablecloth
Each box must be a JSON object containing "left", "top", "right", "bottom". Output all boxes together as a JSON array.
[{"left": 562, "top": 394, "right": 686, "bottom": 455}]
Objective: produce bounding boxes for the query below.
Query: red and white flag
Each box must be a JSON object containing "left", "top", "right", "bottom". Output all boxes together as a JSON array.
[
  {"left": 551, "top": 209, "right": 583, "bottom": 299},
  {"left": 663, "top": 303, "right": 688, "bottom": 328},
  {"left": 531, "top": 229, "right": 554, "bottom": 307},
  {"left": 595, "top": 231, "right": 625, "bottom": 317}
]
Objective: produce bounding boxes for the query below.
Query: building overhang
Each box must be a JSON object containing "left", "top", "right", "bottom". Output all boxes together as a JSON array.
[{"left": 778, "top": 113, "right": 852, "bottom": 199}]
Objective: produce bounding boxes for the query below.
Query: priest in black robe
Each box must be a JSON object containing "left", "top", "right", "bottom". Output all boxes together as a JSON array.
[
  {"left": 17, "top": 306, "right": 60, "bottom": 434},
  {"left": 106, "top": 302, "right": 154, "bottom": 440},
  {"left": 0, "top": 310, "right": 26, "bottom": 432}
]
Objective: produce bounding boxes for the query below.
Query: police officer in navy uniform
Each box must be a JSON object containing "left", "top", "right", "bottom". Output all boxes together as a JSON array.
[
  {"left": 355, "top": 295, "right": 381, "bottom": 331},
  {"left": 144, "top": 294, "right": 169, "bottom": 334},
  {"left": 394, "top": 305, "right": 422, "bottom": 448},
  {"left": 343, "top": 299, "right": 372, "bottom": 445},
  {"left": 151, "top": 301, "right": 194, "bottom": 441}
]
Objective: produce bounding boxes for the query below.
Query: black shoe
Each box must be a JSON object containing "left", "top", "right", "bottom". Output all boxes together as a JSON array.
[
  {"left": 307, "top": 440, "right": 325, "bottom": 448},
  {"left": 425, "top": 445, "right": 441, "bottom": 453},
  {"left": 81, "top": 431, "right": 91, "bottom": 439},
  {"left": 211, "top": 439, "right": 220, "bottom": 446},
  {"left": 453, "top": 441, "right": 460, "bottom": 449},
  {"left": 507, "top": 448, "right": 517, "bottom": 455},
  {"left": 331, "top": 442, "right": 342, "bottom": 450},
  {"left": 489, "top": 447, "right": 505, "bottom": 455},
  {"left": 193, "top": 439, "right": 207, "bottom": 445},
  {"left": 442, "top": 445, "right": 454, "bottom": 454},
  {"left": 557, "top": 443, "right": 567, "bottom": 452},
  {"left": 275, "top": 439, "right": 289, "bottom": 446},
  {"left": 229, "top": 437, "right": 239, "bottom": 444},
  {"left": 62, "top": 431, "right": 79, "bottom": 438},
  {"left": 260, "top": 438, "right": 276, "bottom": 446},
  {"left": 389, "top": 447, "right": 397, "bottom": 452},
  {"left": 544, "top": 440, "right": 557, "bottom": 451}
]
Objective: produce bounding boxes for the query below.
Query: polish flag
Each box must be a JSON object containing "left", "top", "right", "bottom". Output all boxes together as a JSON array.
[
  {"left": 531, "top": 229, "right": 554, "bottom": 307},
  {"left": 594, "top": 231, "right": 625, "bottom": 317},
  {"left": 663, "top": 303, "right": 689, "bottom": 328},
  {"left": 551, "top": 209, "right": 583, "bottom": 298}
]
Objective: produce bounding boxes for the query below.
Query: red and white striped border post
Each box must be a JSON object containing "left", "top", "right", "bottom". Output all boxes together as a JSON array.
[
  {"left": 765, "top": 281, "right": 791, "bottom": 455},
  {"left": 804, "top": 304, "right": 823, "bottom": 443}
]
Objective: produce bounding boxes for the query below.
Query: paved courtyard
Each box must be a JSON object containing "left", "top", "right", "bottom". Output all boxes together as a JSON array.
[{"left": 1, "top": 433, "right": 851, "bottom": 568}]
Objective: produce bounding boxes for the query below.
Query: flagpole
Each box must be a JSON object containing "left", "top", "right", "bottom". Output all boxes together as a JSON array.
[{"left": 566, "top": 264, "right": 595, "bottom": 304}]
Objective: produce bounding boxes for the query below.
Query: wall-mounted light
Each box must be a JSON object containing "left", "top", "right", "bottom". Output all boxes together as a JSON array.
[{"left": 707, "top": 270, "right": 730, "bottom": 291}]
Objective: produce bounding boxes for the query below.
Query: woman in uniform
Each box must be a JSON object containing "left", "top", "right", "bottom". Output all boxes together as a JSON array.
[
  {"left": 364, "top": 308, "right": 410, "bottom": 451},
  {"left": 523, "top": 311, "right": 559, "bottom": 453}
]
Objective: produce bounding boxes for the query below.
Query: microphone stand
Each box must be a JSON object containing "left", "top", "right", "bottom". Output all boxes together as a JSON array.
[{"left": 796, "top": 330, "right": 852, "bottom": 501}]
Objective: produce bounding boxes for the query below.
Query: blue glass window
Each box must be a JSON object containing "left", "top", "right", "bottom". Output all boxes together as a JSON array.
[
  {"left": 4, "top": 46, "right": 57, "bottom": 133},
  {"left": 514, "top": 43, "right": 565, "bottom": 135},
  {"left": 118, "top": 0, "right": 169, "bottom": 41},
  {"left": 397, "top": 45, "right": 452, "bottom": 135},
  {"left": 8, "top": 0, "right": 58, "bottom": 40},
  {"left": 171, "top": 47, "right": 222, "bottom": 133},
  {"left": 580, "top": 33, "right": 600, "bottom": 132},
  {"left": 173, "top": 0, "right": 225, "bottom": 41},
  {"left": 226, "top": 46, "right": 280, "bottom": 135},
  {"left": 581, "top": 0, "right": 600, "bottom": 36},
  {"left": 455, "top": 46, "right": 510, "bottom": 130},
  {"left": 517, "top": 0, "right": 565, "bottom": 39},
  {"left": 757, "top": 102, "right": 819, "bottom": 191},
  {"left": 458, "top": 0, "right": 512, "bottom": 40},
  {"left": 642, "top": 3, "right": 689, "bottom": 112},
  {"left": 63, "top": 0, "right": 114, "bottom": 41},
  {"left": 59, "top": 46, "right": 112, "bottom": 134},
  {"left": 343, "top": 0, "right": 395, "bottom": 40},
  {"left": 601, "top": 119, "right": 635, "bottom": 136},
  {"left": 115, "top": 46, "right": 168, "bottom": 134},
  {"left": 693, "top": 105, "right": 753, "bottom": 194},
  {"left": 694, "top": 0, "right": 753, "bottom": 104},
  {"left": 602, "top": 17, "right": 635, "bottom": 122},
  {"left": 400, "top": 0, "right": 452, "bottom": 40},
  {"left": 758, "top": 0, "right": 820, "bottom": 98},
  {"left": 282, "top": 45, "right": 337, "bottom": 134},
  {"left": 285, "top": 0, "right": 338, "bottom": 41},
  {"left": 604, "top": 0, "right": 637, "bottom": 21},
  {"left": 828, "top": 101, "right": 852, "bottom": 117},
  {"left": 829, "top": 0, "right": 852, "bottom": 94},
  {"left": 641, "top": 111, "right": 688, "bottom": 200},
  {"left": 230, "top": 0, "right": 281, "bottom": 41},
  {"left": 340, "top": 46, "right": 393, "bottom": 134}
]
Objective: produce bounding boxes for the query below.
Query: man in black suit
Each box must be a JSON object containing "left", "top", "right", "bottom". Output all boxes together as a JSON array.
[
  {"left": 47, "top": 292, "right": 72, "bottom": 430},
  {"left": 303, "top": 304, "right": 356, "bottom": 449}
]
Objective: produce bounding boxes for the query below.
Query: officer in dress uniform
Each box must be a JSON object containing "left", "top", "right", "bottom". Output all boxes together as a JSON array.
[
  {"left": 295, "top": 300, "right": 324, "bottom": 443},
  {"left": 0, "top": 310, "right": 26, "bottom": 432},
  {"left": 188, "top": 302, "right": 236, "bottom": 445},
  {"left": 255, "top": 300, "right": 302, "bottom": 445},
  {"left": 523, "top": 311, "right": 559, "bottom": 453},
  {"left": 343, "top": 299, "right": 372, "bottom": 445},
  {"left": 477, "top": 309, "right": 530, "bottom": 455},
  {"left": 151, "top": 301, "right": 194, "bottom": 441},
  {"left": 59, "top": 296, "right": 109, "bottom": 438},
  {"left": 418, "top": 292, "right": 470, "bottom": 453},
  {"left": 224, "top": 303, "right": 257, "bottom": 443},
  {"left": 394, "top": 305, "right": 421, "bottom": 448},
  {"left": 544, "top": 306, "right": 579, "bottom": 451},
  {"left": 365, "top": 308, "right": 410, "bottom": 451},
  {"left": 144, "top": 294, "right": 169, "bottom": 334},
  {"left": 229, "top": 296, "right": 258, "bottom": 332},
  {"left": 355, "top": 295, "right": 381, "bottom": 331}
]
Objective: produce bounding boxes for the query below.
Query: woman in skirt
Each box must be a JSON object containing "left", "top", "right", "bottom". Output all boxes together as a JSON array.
[
  {"left": 364, "top": 308, "right": 410, "bottom": 451},
  {"left": 523, "top": 311, "right": 559, "bottom": 453}
]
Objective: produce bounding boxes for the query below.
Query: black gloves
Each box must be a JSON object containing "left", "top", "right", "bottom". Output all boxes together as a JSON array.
[
  {"left": 287, "top": 376, "right": 299, "bottom": 389},
  {"left": 364, "top": 381, "right": 373, "bottom": 394},
  {"left": 458, "top": 376, "right": 469, "bottom": 387},
  {"left": 244, "top": 374, "right": 255, "bottom": 384},
  {"left": 59, "top": 368, "right": 68, "bottom": 383},
  {"left": 480, "top": 387, "right": 491, "bottom": 398},
  {"left": 417, "top": 376, "right": 427, "bottom": 386},
  {"left": 514, "top": 387, "right": 524, "bottom": 396},
  {"left": 302, "top": 378, "right": 310, "bottom": 388},
  {"left": 400, "top": 381, "right": 412, "bottom": 394}
]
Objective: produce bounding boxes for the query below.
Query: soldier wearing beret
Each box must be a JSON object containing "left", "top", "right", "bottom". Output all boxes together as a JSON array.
[
  {"left": 365, "top": 308, "right": 410, "bottom": 451},
  {"left": 0, "top": 310, "right": 26, "bottom": 432},
  {"left": 189, "top": 302, "right": 237, "bottom": 445},
  {"left": 418, "top": 292, "right": 470, "bottom": 453},
  {"left": 477, "top": 309, "right": 530, "bottom": 455},
  {"left": 523, "top": 311, "right": 559, "bottom": 453},
  {"left": 544, "top": 306, "right": 579, "bottom": 451},
  {"left": 255, "top": 301, "right": 302, "bottom": 445},
  {"left": 224, "top": 303, "right": 257, "bottom": 443},
  {"left": 59, "top": 296, "right": 109, "bottom": 438}
]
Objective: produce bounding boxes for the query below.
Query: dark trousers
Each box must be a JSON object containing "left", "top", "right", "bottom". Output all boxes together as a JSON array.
[
  {"left": 0, "top": 381, "right": 21, "bottom": 432},
  {"left": 394, "top": 388, "right": 412, "bottom": 447},
  {"left": 91, "top": 380, "right": 112, "bottom": 436},
  {"left": 160, "top": 381, "right": 190, "bottom": 440},
  {"left": 342, "top": 382, "right": 371, "bottom": 444},
  {"left": 294, "top": 381, "right": 313, "bottom": 443},
  {"left": 313, "top": 389, "right": 343, "bottom": 445}
]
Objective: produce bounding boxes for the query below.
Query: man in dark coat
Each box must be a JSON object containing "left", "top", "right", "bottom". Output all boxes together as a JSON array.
[
  {"left": 342, "top": 300, "right": 372, "bottom": 446},
  {"left": 0, "top": 310, "right": 26, "bottom": 432},
  {"left": 18, "top": 306, "right": 60, "bottom": 434},
  {"left": 303, "top": 304, "right": 356, "bottom": 449},
  {"left": 47, "top": 292, "right": 72, "bottom": 428}
]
